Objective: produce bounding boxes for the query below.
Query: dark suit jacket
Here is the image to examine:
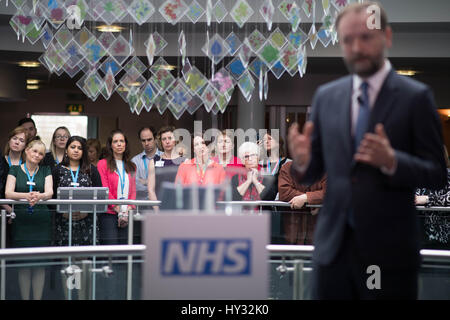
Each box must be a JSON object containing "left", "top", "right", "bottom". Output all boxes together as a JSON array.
[{"left": 291, "top": 69, "right": 447, "bottom": 269}]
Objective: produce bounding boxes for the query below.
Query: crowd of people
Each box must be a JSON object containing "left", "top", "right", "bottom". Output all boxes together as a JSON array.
[{"left": 0, "top": 111, "right": 449, "bottom": 299}]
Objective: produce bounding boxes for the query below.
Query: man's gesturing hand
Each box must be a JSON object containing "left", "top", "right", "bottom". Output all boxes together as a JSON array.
[
  {"left": 288, "top": 121, "right": 314, "bottom": 168},
  {"left": 354, "top": 124, "right": 396, "bottom": 171}
]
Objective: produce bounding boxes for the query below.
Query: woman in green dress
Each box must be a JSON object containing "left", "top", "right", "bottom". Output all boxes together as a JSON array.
[{"left": 5, "top": 139, "right": 53, "bottom": 300}]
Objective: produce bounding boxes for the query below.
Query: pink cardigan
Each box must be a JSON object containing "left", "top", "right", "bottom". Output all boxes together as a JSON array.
[{"left": 97, "top": 159, "right": 137, "bottom": 214}]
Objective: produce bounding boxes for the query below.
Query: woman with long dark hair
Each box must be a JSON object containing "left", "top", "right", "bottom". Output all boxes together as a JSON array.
[
  {"left": 53, "top": 136, "right": 102, "bottom": 246},
  {"left": 97, "top": 130, "right": 136, "bottom": 245}
]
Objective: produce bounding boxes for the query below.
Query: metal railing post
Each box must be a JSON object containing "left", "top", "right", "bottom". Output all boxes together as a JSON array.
[
  {"left": 80, "top": 260, "right": 92, "bottom": 300},
  {"left": 293, "top": 260, "right": 305, "bottom": 300},
  {"left": 127, "top": 210, "right": 134, "bottom": 300}
]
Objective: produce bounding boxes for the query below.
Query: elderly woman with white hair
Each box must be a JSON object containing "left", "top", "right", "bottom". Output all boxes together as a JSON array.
[{"left": 231, "top": 141, "right": 271, "bottom": 201}]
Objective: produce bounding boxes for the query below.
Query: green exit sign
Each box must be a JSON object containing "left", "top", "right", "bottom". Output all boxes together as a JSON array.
[{"left": 67, "top": 104, "right": 84, "bottom": 113}]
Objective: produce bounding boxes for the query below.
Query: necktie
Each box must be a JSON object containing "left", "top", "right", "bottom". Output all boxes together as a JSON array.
[
  {"left": 354, "top": 81, "right": 370, "bottom": 153},
  {"left": 348, "top": 82, "right": 370, "bottom": 228}
]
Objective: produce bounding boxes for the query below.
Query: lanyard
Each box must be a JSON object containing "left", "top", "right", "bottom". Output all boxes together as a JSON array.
[
  {"left": 196, "top": 158, "right": 209, "bottom": 184},
  {"left": 55, "top": 157, "right": 60, "bottom": 165},
  {"left": 117, "top": 161, "right": 127, "bottom": 198},
  {"left": 8, "top": 155, "right": 22, "bottom": 167},
  {"left": 142, "top": 154, "right": 148, "bottom": 177},
  {"left": 267, "top": 159, "right": 280, "bottom": 176},
  {"left": 25, "top": 165, "right": 37, "bottom": 192},
  {"left": 70, "top": 166, "right": 80, "bottom": 187}
]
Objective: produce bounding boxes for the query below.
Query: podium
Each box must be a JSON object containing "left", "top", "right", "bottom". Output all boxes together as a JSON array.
[{"left": 56, "top": 187, "right": 109, "bottom": 213}]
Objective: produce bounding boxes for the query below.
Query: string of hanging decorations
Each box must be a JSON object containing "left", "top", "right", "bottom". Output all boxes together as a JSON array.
[{"left": 7, "top": 0, "right": 360, "bottom": 118}]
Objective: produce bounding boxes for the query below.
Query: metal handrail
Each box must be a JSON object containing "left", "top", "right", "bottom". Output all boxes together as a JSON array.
[
  {"left": 0, "top": 199, "right": 448, "bottom": 211},
  {"left": 0, "top": 244, "right": 449, "bottom": 263}
]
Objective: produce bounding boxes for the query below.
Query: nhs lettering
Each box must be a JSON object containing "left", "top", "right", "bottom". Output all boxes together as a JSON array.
[{"left": 161, "top": 239, "right": 251, "bottom": 276}]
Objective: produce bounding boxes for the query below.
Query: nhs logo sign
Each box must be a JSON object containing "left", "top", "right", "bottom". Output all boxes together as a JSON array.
[{"left": 161, "top": 239, "right": 251, "bottom": 276}]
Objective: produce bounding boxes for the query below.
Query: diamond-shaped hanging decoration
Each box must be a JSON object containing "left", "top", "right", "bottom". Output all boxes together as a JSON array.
[
  {"left": 230, "top": 0, "right": 254, "bottom": 28},
  {"left": 63, "top": 61, "right": 84, "bottom": 78},
  {"left": 302, "top": 0, "right": 314, "bottom": 18},
  {"left": 53, "top": 24, "right": 73, "bottom": 48},
  {"left": 201, "top": 83, "right": 219, "bottom": 112},
  {"left": 93, "top": 0, "right": 128, "bottom": 25},
  {"left": 278, "top": 0, "right": 295, "bottom": 20},
  {"left": 144, "top": 31, "right": 168, "bottom": 56},
  {"left": 258, "top": 41, "right": 281, "bottom": 69},
  {"left": 83, "top": 37, "right": 106, "bottom": 66},
  {"left": 247, "top": 29, "right": 266, "bottom": 53},
  {"left": 308, "top": 23, "right": 318, "bottom": 49},
  {"left": 287, "top": 28, "right": 308, "bottom": 48},
  {"left": 40, "top": 23, "right": 54, "bottom": 49},
  {"left": 225, "top": 32, "right": 242, "bottom": 56},
  {"left": 120, "top": 66, "right": 146, "bottom": 89},
  {"left": 155, "top": 93, "right": 170, "bottom": 115},
  {"left": 168, "top": 80, "right": 192, "bottom": 113},
  {"left": 237, "top": 71, "right": 255, "bottom": 102},
  {"left": 25, "top": 24, "right": 44, "bottom": 45},
  {"left": 64, "top": 39, "right": 84, "bottom": 69},
  {"left": 184, "top": 66, "right": 208, "bottom": 94},
  {"left": 249, "top": 58, "right": 266, "bottom": 79},
  {"left": 271, "top": 61, "right": 286, "bottom": 79},
  {"left": 206, "top": 0, "right": 213, "bottom": 26},
  {"left": 181, "top": 58, "right": 192, "bottom": 81},
  {"left": 186, "top": 0, "right": 205, "bottom": 24},
  {"left": 322, "top": 0, "right": 331, "bottom": 15},
  {"left": 213, "top": 0, "right": 228, "bottom": 24},
  {"left": 297, "top": 45, "right": 308, "bottom": 77},
  {"left": 149, "top": 57, "right": 176, "bottom": 92},
  {"left": 202, "top": 33, "right": 231, "bottom": 65},
  {"left": 45, "top": 41, "right": 70, "bottom": 71},
  {"left": 98, "top": 32, "right": 116, "bottom": 51},
  {"left": 100, "top": 57, "right": 122, "bottom": 76},
  {"left": 168, "top": 102, "right": 186, "bottom": 120},
  {"left": 211, "top": 68, "right": 236, "bottom": 99},
  {"left": 317, "top": 26, "right": 332, "bottom": 47},
  {"left": 260, "top": 0, "right": 275, "bottom": 31},
  {"left": 289, "top": 2, "right": 302, "bottom": 32},
  {"left": 216, "top": 93, "right": 229, "bottom": 113},
  {"left": 128, "top": 0, "right": 155, "bottom": 25},
  {"left": 186, "top": 94, "right": 203, "bottom": 115},
  {"left": 238, "top": 39, "right": 252, "bottom": 68},
  {"left": 140, "top": 80, "right": 159, "bottom": 111},
  {"left": 109, "top": 35, "right": 133, "bottom": 66},
  {"left": 44, "top": 0, "right": 66, "bottom": 29},
  {"left": 74, "top": 26, "right": 94, "bottom": 48},
  {"left": 124, "top": 56, "right": 146, "bottom": 75},
  {"left": 83, "top": 71, "right": 104, "bottom": 99},
  {"left": 127, "top": 86, "right": 141, "bottom": 113},
  {"left": 280, "top": 43, "right": 299, "bottom": 76},
  {"left": 10, "top": 0, "right": 27, "bottom": 9},
  {"left": 269, "top": 27, "right": 288, "bottom": 49},
  {"left": 103, "top": 66, "right": 117, "bottom": 99},
  {"left": 159, "top": 0, "right": 189, "bottom": 25},
  {"left": 227, "top": 56, "right": 246, "bottom": 80}
]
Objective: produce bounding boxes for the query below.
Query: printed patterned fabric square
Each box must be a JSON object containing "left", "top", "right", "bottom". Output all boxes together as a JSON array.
[
  {"left": 109, "top": 35, "right": 133, "bottom": 66},
  {"left": 225, "top": 32, "right": 242, "bottom": 56},
  {"left": 212, "top": 0, "right": 228, "bottom": 23},
  {"left": 159, "top": 0, "right": 189, "bottom": 25},
  {"left": 202, "top": 33, "right": 230, "bottom": 65},
  {"left": 128, "top": 0, "right": 155, "bottom": 25},
  {"left": 230, "top": 0, "right": 254, "bottom": 28},
  {"left": 93, "top": 0, "right": 128, "bottom": 25},
  {"left": 237, "top": 71, "right": 255, "bottom": 102},
  {"left": 260, "top": 0, "right": 275, "bottom": 31},
  {"left": 184, "top": 66, "right": 208, "bottom": 94},
  {"left": 186, "top": 0, "right": 205, "bottom": 23},
  {"left": 227, "top": 57, "right": 246, "bottom": 80}
]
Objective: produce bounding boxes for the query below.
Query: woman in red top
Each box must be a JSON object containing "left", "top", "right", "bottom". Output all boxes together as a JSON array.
[
  {"left": 97, "top": 130, "right": 136, "bottom": 245},
  {"left": 175, "top": 134, "right": 225, "bottom": 186}
]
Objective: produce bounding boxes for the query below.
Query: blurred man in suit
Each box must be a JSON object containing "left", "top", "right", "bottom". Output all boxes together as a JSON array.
[{"left": 288, "top": 2, "right": 446, "bottom": 299}]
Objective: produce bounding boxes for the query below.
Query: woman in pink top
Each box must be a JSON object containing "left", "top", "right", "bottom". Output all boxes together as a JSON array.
[
  {"left": 97, "top": 129, "right": 136, "bottom": 245},
  {"left": 175, "top": 134, "right": 225, "bottom": 186}
]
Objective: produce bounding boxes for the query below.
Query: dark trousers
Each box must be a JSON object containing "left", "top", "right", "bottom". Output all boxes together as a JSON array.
[
  {"left": 311, "top": 225, "right": 418, "bottom": 300},
  {"left": 98, "top": 213, "right": 129, "bottom": 245}
]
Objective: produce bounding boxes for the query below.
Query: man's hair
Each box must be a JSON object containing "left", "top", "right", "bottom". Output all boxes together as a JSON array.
[
  {"left": 18, "top": 117, "right": 36, "bottom": 128},
  {"left": 335, "top": 1, "right": 388, "bottom": 31},
  {"left": 138, "top": 126, "right": 156, "bottom": 139}
]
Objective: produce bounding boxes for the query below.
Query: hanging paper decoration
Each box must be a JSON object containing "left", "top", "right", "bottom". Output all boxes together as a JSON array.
[
  {"left": 230, "top": 0, "right": 254, "bottom": 28},
  {"left": 260, "top": 0, "right": 275, "bottom": 31},
  {"left": 9, "top": 0, "right": 346, "bottom": 118},
  {"left": 186, "top": 0, "right": 205, "bottom": 23}
]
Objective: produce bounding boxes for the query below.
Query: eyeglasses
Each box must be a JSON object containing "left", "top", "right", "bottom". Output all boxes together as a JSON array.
[
  {"left": 244, "top": 154, "right": 257, "bottom": 160},
  {"left": 55, "top": 135, "right": 69, "bottom": 140}
]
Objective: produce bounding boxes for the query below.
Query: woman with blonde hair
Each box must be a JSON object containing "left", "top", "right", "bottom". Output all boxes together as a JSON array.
[
  {"left": 43, "top": 126, "right": 71, "bottom": 170},
  {"left": 5, "top": 139, "right": 53, "bottom": 299}
]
